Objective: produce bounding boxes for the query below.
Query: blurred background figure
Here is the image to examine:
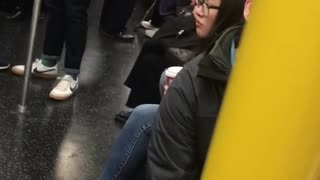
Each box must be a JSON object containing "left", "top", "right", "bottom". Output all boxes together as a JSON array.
[
  {"left": 0, "top": 0, "right": 34, "bottom": 21},
  {"left": 99, "top": 0, "right": 136, "bottom": 41},
  {"left": 0, "top": 56, "right": 10, "bottom": 70},
  {"left": 141, "top": 0, "right": 191, "bottom": 38}
]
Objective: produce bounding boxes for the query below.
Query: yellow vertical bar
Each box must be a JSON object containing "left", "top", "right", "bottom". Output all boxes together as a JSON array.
[{"left": 201, "top": 0, "right": 320, "bottom": 180}]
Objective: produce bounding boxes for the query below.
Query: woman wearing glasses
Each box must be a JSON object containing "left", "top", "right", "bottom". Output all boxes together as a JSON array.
[
  {"left": 115, "top": 0, "right": 245, "bottom": 123},
  {"left": 99, "top": 0, "right": 247, "bottom": 179}
]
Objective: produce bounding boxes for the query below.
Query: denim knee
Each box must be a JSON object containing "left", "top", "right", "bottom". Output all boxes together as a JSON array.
[{"left": 126, "top": 104, "right": 159, "bottom": 134}]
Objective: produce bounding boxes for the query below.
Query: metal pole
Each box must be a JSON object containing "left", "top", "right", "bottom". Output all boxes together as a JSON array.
[{"left": 18, "top": 0, "right": 42, "bottom": 113}]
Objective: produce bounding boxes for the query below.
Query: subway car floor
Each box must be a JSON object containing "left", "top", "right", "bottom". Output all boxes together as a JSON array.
[{"left": 0, "top": 0, "right": 149, "bottom": 179}]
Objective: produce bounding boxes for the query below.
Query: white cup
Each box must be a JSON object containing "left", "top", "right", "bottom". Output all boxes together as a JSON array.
[{"left": 165, "top": 66, "right": 183, "bottom": 86}]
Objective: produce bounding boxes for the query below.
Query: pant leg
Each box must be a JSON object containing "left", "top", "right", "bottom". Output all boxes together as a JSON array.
[
  {"left": 99, "top": 0, "right": 113, "bottom": 26},
  {"left": 150, "top": 0, "right": 163, "bottom": 27},
  {"left": 99, "top": 104, "right": 159, "bottom": 180},
  {"left": 63, "top": 0, "right": 91, "bottom": 75},
  {"left": 99, "top": 0, "right": 137, "bottom": 34},
  {"left": 124, "top": 40, "right": 183, "bottom": 108},
  {"left": 124, "top": 41, "right": 166, "bottom": 108},
  {"left": 42, "top": 0, "right": 65, "bottom": 59},
  {"left": 20, "top": 0, "right": 33, "bottom": 15}
]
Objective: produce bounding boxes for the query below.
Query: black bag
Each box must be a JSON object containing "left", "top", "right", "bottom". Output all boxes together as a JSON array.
[{"left": 152, "top": 7, "right": 200, "bottom": 50}]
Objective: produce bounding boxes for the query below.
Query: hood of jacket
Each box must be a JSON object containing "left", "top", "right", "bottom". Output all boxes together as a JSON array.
[{"left": 197, "top": 25, "right": 243, "bottom": 81}]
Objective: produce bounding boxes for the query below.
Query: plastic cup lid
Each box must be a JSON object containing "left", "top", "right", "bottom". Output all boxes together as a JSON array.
[{"left": 165, "top": 66, "right": 183, "bottom": 78}]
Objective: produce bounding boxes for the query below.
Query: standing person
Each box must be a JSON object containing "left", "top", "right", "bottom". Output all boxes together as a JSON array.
[
  {"left": 11, "top": 0, "right": 91, "bottom": 101},
  {"left": 99, "top": 0, "right": 135, "bottom": 41}
]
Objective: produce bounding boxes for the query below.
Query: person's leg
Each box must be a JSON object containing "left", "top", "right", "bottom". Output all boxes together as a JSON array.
[
  {"left": 63, "top": 0, "right": 91, "bottom": 77},
  {"left": 11, "top": 0, "right": 63, "bottom": 77},
  {"left": 114, "top": 41, "right": 167, "bottom": 122},
  {"left": 99, "top": 0, "right": 135, "bottom": 41},
  {"left": 124, "top": 40, "right": 169, "bottom": 108},
  {"left": 150, "top": 0, "right": 162, "bottom": 27},
  {"left": 42, "top": 0, "right": 65, "bottom": 66},
  {"left": 99, "top": 0, "right": 113, "bottom": 27},
  {"left": 99, "top": 104, "right": 159, "bottom": 180},
  {"left": 48, "top": 0, "right": 91, "bottom": 101}
]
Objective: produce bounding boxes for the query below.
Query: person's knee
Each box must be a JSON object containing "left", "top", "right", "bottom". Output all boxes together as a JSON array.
[
  {"left": 127, "top": 104, "right": 159, "bottom": 126},
  {"left": 131, "top": 104, "right": 159, "bottom": 120}
]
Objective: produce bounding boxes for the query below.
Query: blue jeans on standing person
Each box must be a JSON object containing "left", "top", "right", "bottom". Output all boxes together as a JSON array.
[
  {"left": 99, "top": 104, "right": 159, "bottom": 180},
  {"left": 44, "top": 0, "right": 91, "bottom": 75}
]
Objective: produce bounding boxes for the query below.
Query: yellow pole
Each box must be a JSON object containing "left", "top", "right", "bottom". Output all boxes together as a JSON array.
[{"left": 201, "top": 0, "right": 320, "bottom": 180}]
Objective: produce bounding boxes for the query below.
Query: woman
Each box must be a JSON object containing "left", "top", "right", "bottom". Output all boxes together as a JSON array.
[
  {"left": 116, "top": 0, "right": 246, "bottom": 122},
  {"left": 99, "top": 0, "right": 246, "bottom": 179},
  {"left": 147, "top": 0, "right": 252, "bottom": 179}
]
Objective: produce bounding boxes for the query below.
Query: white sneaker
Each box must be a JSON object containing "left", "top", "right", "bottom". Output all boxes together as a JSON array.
[
  {"left": 49, "top": 75, "right": 79, "bottom": 101},
  {"left": 140, "top": 20, "right": 156, "bottom": 29},
  {"left": 145, "top": 28, "right": 160, "bottom": 38},
  {"left": 11, "top": 59, "right": 58, "bottom": 78}
]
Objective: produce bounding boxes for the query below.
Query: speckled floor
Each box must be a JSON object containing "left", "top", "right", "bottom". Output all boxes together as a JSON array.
[{"left": 0, "top": 0, "right": 150, "bottom": 179}]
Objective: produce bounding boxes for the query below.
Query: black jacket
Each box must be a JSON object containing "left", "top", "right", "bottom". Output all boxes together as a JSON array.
[{"left": 147, "top": 25, "right": 243, "bottom": 180}]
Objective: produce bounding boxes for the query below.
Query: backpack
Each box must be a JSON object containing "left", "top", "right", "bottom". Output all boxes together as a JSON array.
[{"left": 152, "top": 8, "right": 200, "bottom": 50}]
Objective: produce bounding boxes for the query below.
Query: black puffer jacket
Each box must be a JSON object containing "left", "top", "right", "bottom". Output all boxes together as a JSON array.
[{"left": 147, "top": 25, "right": 243, "bottom": 180}]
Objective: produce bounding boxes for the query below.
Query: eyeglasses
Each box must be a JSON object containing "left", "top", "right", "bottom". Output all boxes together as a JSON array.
[{"left": 196, "top": 0, "right": 220, "bottom": 16}]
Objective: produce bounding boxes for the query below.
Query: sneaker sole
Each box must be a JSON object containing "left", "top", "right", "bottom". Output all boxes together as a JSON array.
[
  {"left": 11, "top": 68, "right": 57, "bottom": 79},
  {"left": 49, "top": 93, "right": 73, "bottom": 101},
  {"left": 49, "top": 86, "right": 78, "bottom": 101}
]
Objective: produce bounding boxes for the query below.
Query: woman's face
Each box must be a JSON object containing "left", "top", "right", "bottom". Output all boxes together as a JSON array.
[{"left": 193, "top": 0, "right": 221, "bottom": 39}]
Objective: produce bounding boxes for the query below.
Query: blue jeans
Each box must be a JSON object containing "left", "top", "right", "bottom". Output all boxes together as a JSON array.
[
  {"left": 99, "top": 104, "right": 159, "bottom": 180},
  {"left": 43, "top": 0, "right": 91, "bottom": 75}
]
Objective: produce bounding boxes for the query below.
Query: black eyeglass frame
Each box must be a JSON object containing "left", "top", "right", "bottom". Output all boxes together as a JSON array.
[{"left": 197, "top": 0, "right": 220, "bottom": 10}]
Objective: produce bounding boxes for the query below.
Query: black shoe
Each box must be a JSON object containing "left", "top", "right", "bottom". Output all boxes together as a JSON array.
[
  {"left": 0, "top": 57, "right": 10, "bottom": 70},
  {"left": 114, "top": 110, "right": 132, "bottom": 123},
  {"left": 5, "top": 9, "right": 27, "bottom": 21},
  {"left": 101, "top": 29, "right": 135, "bottom": 42}
]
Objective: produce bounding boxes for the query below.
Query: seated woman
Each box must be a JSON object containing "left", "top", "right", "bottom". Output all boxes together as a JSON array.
[
  {"left": 147, "top": 0, "right": 252, "bottom": 179},
  {"left": 116, "top": 0, "right": 245, "bottom": 122},
  {"left": 99, "top": 0, "right": 248, "bottom": 179}
]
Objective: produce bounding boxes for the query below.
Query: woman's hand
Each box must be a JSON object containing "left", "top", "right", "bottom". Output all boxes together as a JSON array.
[{"left": 163, "top": 84, "right": 169, "bottom": 95}]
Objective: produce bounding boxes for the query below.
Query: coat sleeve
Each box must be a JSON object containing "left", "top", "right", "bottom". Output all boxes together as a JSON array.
[{"left": 147, "top": 69, "right": 200, "bottom": 180}]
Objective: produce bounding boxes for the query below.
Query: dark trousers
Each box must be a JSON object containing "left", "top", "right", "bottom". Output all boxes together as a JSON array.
[
  {"left": 124, "top": 40, "right": 183, "bottom": 108},
  {"left": 100, "top": 0, "right": 137, "bottom": 34},
  {"left": 150, "top": 0, "right": 163, "bottom": 27},
  {"left": 43, "top": 0, "right": 90, "bottom": 74}
]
